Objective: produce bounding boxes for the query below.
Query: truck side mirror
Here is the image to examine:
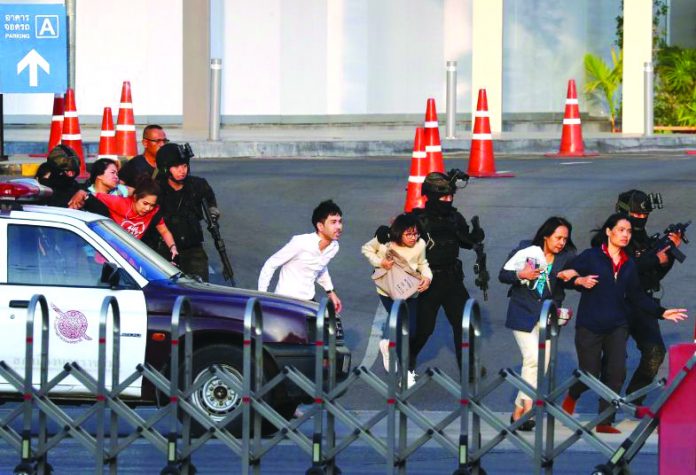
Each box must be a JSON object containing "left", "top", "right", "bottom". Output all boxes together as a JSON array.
[{"left": 100, "top": 262, "right": 121, "bottom": 288}]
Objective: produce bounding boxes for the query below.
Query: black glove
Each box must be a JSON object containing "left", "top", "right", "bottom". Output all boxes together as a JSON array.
[
  {"left": 470, "top": 215, "right": 485, "bottom": 243},
  {"left": 208, "top": 206, "right": 221, "bottom": 220},
  {"left": 375, "top": 225, "right": 391, "bottom": 244}
]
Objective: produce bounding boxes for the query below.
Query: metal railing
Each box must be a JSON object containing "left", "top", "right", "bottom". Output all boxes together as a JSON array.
[{"left": 1, "top": 294, "right": 694, "bottom": 475}]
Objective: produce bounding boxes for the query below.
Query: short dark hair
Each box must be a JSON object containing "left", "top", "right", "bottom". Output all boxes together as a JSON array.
[
  {"left": 531, "top": 216, "right": 576, "bottom": 252},
  {"left": 88, "top": 158, "right": 119, "bottom": 185},
  {"left": 590, "top": 213, "right": 630, "bottom": 248},
  {"left": 311, "top": 200, "right": 342, "bottom": 229},
  {"left": 133, "top": 176, "right": 160, "bottom": 200},
  {"left": 142, "top": 124, "right": 163, "bottom": 139},
  {"left": 390, "top": 213, "right": 419, "bottom": 244}
]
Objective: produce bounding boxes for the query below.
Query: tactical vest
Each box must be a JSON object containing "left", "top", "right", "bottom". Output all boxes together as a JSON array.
[{"left": 417, "top": 210, "right": 463, "bottom": 268}]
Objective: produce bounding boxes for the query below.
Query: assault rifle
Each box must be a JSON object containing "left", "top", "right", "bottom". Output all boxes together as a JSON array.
[
  {"left": 470, "top": 216, "right": 489, "bottom": 300},
  {"left": 648, "top": 220, "right": 690, "bottom": 263},
  {"left": 201, "top": 198, "right": 235, "bottom": 284}
]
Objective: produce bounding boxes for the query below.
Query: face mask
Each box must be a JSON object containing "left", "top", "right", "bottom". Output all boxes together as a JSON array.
[
  {"left": 43, "top": 171, "right": 75, "bottom": 190},
  {"left": 426, "top": 198, "right": 453, "bottom": 215},
  {"left": 628, "top": 216, "right": 648, "bottom": 232}
]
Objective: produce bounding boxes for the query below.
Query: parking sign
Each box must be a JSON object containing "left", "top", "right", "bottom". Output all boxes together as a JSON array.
[{"left": 0, "top": 4, "right": 67, "bottom": 93}]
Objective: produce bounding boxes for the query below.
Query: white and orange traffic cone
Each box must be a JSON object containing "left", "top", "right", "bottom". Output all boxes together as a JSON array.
[
  {"left": 47, "top": 93, "right": 64, "bottom": 154},
  {"left": 98, "top": 107, "right": 118, "bottom": 161},
  {"left": 30, "top": 94, "right": 64, "bottom": 158},
  {"left": 115, "top": 81, "right": 137, "bottom": 158},
  {"left": 545, "top": 79, "right": 598, "bottom": 158},
  {"left": 61, "top": 88, "right": 86, "bottom": 177},
  {"left": 423, "top": 98, "right": 445, "bottom": 173},
  {"left": 467, "top": 89, "right": 514, "bottom": 178},
  {"left": 404, "top": 128, "right": 428, "bottom": 212}
]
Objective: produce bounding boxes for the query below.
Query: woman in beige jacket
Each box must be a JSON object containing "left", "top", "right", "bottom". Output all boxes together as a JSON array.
[{"left": 362, "top": 213, "right": 432, "bottom": 385}]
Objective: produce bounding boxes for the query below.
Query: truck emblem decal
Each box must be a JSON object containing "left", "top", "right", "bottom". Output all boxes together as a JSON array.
[{"left": 51, "top": 304, "right": 92, "bottom": 344}]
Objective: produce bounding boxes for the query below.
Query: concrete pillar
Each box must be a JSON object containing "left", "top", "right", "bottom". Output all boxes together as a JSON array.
[
  {"left": 182, "top": 0, "right": 210, "bottom": 130},
  {"left": 471, "top": 0, "right": 503, "bottom": 133},
  {"left": 622, "top": 0, "right": 653, "bottom": 134}
]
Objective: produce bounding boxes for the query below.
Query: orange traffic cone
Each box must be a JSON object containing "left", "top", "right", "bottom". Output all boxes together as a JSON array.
[
  {"left": 115, "top": 81, "right": 137, "bottom": 158},
  {"left": 61, "top": 88, "right": 86, "bottom": 177},
  {"left": 545, "top": 79, "right": 598, "bottom": 157},
  {"left": 98, "top": 107, "right": 118, "bottom": 161},
  {"left": 404, "top": 128, "right": 428, "bottom": 212},
  {"left": 423, "top": 98, "right": 445, "bottom": 173},
  {"left": 467, "top": 89, "right": 514, "bottom": 178},
  {"left": 47, "top": 94, "right": 64, "bottom": 154}
]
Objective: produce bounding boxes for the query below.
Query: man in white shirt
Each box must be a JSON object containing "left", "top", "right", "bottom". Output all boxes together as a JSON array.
[{"left": 258, "top": 200, "right": 343, "bottom": 312}]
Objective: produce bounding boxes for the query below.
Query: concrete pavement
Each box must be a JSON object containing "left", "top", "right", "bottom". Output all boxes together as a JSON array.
[
  {"left": 0, "top": 405, "right": 657, "bottom": 473},
  {"left": 0, "top": 153, "right": 690, "bottom": 473}
]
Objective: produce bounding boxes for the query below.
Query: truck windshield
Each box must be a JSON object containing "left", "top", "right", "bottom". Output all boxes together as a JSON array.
[{"left": 89, "top": 219, "right": 179, "bottom": 281}]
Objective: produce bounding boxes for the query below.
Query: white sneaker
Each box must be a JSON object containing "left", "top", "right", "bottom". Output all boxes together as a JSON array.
[
  {"left": 379, "top": 339, "right": 390, "bottom": 371},
  {"left": 407, "top": 370, "right": 417, "bottom": 388}
]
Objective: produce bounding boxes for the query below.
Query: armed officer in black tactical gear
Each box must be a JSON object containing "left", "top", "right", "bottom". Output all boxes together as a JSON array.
[
  {"left": 151, "top": 142, "right": 220, "bottom": 281},
  {"left": 409, "top": 171, "right": 484, "bottom": 373},
  {"left": 616, "top": 190, "right": 683, "bottom": 403},
  {"left": 35, "top": 145, "right": 82, "bottom": 208}
]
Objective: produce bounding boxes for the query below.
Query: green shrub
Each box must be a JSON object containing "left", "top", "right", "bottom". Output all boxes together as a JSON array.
[{"left": 654, "top": 46, "right": 696, "bottom": 126}]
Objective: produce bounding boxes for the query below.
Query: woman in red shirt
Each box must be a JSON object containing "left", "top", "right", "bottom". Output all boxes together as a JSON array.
[{"left": 94, "top": 177, "right": 178, "bottom": 260}]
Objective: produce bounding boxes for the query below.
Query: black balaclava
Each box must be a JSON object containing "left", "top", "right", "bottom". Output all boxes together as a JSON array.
[
  {"left": 628, "top": 215, "right": 649, "bottom": 233},
  {"left": 424, "top": 195, "right": 453, "bottom": 215}
]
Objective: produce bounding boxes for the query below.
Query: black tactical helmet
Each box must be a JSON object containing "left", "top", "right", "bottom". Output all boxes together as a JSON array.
[
  {"left": 422, "top": 172, "right": 454, "bottom": 197},
  {"left": 47, "top": 144, "right": 80, "bottom": 175},
  {"left": 156, "top": 142, "right": 193, "bottom": 176},
  {"left": 616, "top": 189, "right": 661, "bottom": 214}
]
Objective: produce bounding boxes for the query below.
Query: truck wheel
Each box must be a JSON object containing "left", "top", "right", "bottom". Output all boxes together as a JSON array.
[{"left": 184, "top": 344, "right": 296, "bottom": 437}]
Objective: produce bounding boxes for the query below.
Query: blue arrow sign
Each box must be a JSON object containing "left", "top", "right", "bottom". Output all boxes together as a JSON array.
[{"left": 0, "top": 4, "right": 67, "bottom": 93}]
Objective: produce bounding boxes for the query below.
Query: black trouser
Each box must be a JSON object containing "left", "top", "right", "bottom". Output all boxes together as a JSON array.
[
  {"left": 179, "top": 246, "right": 209, "bottom": 281},
  {"left": 412, "top": 262, "right": 470, "bottom": 371},
  {"left": 158, "top": 244, "right": 209, "bottom": 282},
  {"left": 569, "top": 325, "right": 629, "bottom": 425},
  {"left": 626, "top": 305, "right": 666, "bottom": 404}
]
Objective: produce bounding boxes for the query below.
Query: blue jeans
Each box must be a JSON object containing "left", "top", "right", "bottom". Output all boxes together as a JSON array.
[
  {"left": 379, "top": 295, "right": 418, "bottom": 338},
  {"left": 379, "top": 295, "right": 418, "bottom": 368}
]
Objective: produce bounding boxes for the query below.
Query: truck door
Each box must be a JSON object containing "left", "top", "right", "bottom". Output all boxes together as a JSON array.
[{"left": 0, "top": 222, "right": 147, "bottom": 398}]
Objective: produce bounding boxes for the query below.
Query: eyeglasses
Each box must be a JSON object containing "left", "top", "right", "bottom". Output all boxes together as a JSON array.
[
  {"left": 144, "top": 137, "right": 170, "bottom": 144},
  {"left": 403, "top": 231, "right": 420, "bottom": 238}
]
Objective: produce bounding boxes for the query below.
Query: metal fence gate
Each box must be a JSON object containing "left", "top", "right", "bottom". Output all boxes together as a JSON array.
[{"left": 1, "top": 294, "right": 694, "bottom": 475}]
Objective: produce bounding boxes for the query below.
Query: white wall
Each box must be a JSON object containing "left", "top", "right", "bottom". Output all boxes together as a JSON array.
[
  {"left": 4, "top": 0, "right": 634, "bottom": 121},
  {"left": 5, "top": 0, "right": 182, "bottom": 121},
  {"left": 221, "top": 0, "right": 473, "bottom": 117}
]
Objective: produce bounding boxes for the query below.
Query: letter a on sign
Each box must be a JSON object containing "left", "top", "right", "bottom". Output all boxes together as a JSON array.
[{"left": 36, "top": 15, "right": 59, "bottom": 39}]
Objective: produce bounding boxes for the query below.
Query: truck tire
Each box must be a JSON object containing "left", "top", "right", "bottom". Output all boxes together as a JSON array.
[{"left": 184, "top": 344, "right": 296, "bottom": 437}]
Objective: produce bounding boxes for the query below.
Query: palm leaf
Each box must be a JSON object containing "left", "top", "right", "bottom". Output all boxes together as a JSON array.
[{"left": 584, "top": 49, "right": 622, "bottom": 129}]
